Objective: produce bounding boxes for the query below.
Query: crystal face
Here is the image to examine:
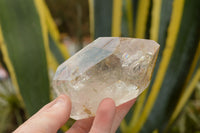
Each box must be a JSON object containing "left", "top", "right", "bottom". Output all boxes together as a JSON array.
[{"left": 53, "top": 37, "right": 160, "bottom": 120}]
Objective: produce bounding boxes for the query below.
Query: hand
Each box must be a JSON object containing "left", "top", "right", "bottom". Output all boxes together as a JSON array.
[{"left": 14, "top": 95, "right": 136, "bottom": 133}]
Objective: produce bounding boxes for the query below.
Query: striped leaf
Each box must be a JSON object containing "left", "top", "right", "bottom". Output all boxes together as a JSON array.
[
  {"left": 91, "top": 0, "right": 113, "bottom": 38},
  {"left": 40, "top": 0, "right": 70, "bottom": 71},
  {"left": 140, "top": 0, "right": 200, "bottom": 132},
  {"left": 42, "top": 0, "right": 70, "bottom": 62},
  {"left": 0, "top": 0, "right": 50, "bottom": 115}
]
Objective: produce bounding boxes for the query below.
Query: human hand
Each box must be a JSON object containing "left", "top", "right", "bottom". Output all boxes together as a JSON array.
[{"left": 14, "top": 95, "right": 136, "bottom": 133}]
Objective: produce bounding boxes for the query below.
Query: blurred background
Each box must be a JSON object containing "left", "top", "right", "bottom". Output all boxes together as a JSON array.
[{"left": 0, "top": 0, "right": 199, "bottom": 133}]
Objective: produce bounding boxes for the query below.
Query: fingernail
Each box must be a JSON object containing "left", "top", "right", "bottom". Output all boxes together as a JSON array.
[{"left": 51, "top": 97, "right": 65, "bottom": 108}]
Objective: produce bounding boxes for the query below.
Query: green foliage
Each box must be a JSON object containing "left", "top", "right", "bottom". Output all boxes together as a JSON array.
[
  {"left": 0, "top": 0, "right": 69, "bottom": 131},
  {"left": 0, "top": 0, "right": 50, "bottom": 115},
  {"left": 0, "top": 0, "right": 199, "bottom": 132}
]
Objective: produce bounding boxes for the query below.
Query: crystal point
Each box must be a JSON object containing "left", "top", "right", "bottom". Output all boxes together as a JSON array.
[{"left": 53, "top": 37, "right": 160, "bottom": 120}]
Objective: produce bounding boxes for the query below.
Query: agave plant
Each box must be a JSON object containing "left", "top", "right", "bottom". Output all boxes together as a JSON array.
[{"left": 0, "top": 0, "right": 199, "bottom": 132}]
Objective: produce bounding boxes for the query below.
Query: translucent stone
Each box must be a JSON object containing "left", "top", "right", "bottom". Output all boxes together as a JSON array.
[{"left": 53, "top": 37, "right": 160, "bottom": 120}]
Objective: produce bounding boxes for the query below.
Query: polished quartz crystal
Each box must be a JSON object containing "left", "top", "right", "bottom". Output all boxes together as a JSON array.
[{"left": 53, "top": 37, "right": 160, "bottom": 120}]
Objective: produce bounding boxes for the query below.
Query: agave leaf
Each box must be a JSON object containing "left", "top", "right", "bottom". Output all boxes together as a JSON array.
[{"left": 0, "top": 0, "right": 50, "bottom": 115}]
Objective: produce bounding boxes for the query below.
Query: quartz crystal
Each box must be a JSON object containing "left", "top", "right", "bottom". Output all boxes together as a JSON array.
[{"left": 53, "top": 37, "right": 160, "bottom": 120}]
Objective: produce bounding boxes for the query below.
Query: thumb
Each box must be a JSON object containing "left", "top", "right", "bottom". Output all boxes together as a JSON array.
[{"left": 14, "top": 95, "right": 71, "bottom": 133}]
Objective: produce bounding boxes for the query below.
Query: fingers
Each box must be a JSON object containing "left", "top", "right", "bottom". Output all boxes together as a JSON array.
[
  {"left": 66, "top": 117, "right": 94, "bottom": 133},
  {"left": 110, "top": 98, "right": 136, "bottom": 133},
  {"left": 89, "top": 98, "right": 116, "bottom": 133},
  {"left": 14, "top": 95, "right": 71, "bottom": 133},
  {"left": 67, "top": 98, "right": 136, "bottom": 133}
]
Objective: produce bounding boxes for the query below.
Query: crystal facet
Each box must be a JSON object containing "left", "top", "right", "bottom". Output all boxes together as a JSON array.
[{"left": 53, "top": 37, "right": 160, "bottom": 120}]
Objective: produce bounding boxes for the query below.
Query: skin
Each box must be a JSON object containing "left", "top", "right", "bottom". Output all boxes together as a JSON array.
[{"left": 14, "top": 95, "right": 136, "bottom": 133}]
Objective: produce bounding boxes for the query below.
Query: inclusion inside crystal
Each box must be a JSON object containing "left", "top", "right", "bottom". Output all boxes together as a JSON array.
[{"left": 53, "top": 37, "right": 160, "bottom": 120}]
